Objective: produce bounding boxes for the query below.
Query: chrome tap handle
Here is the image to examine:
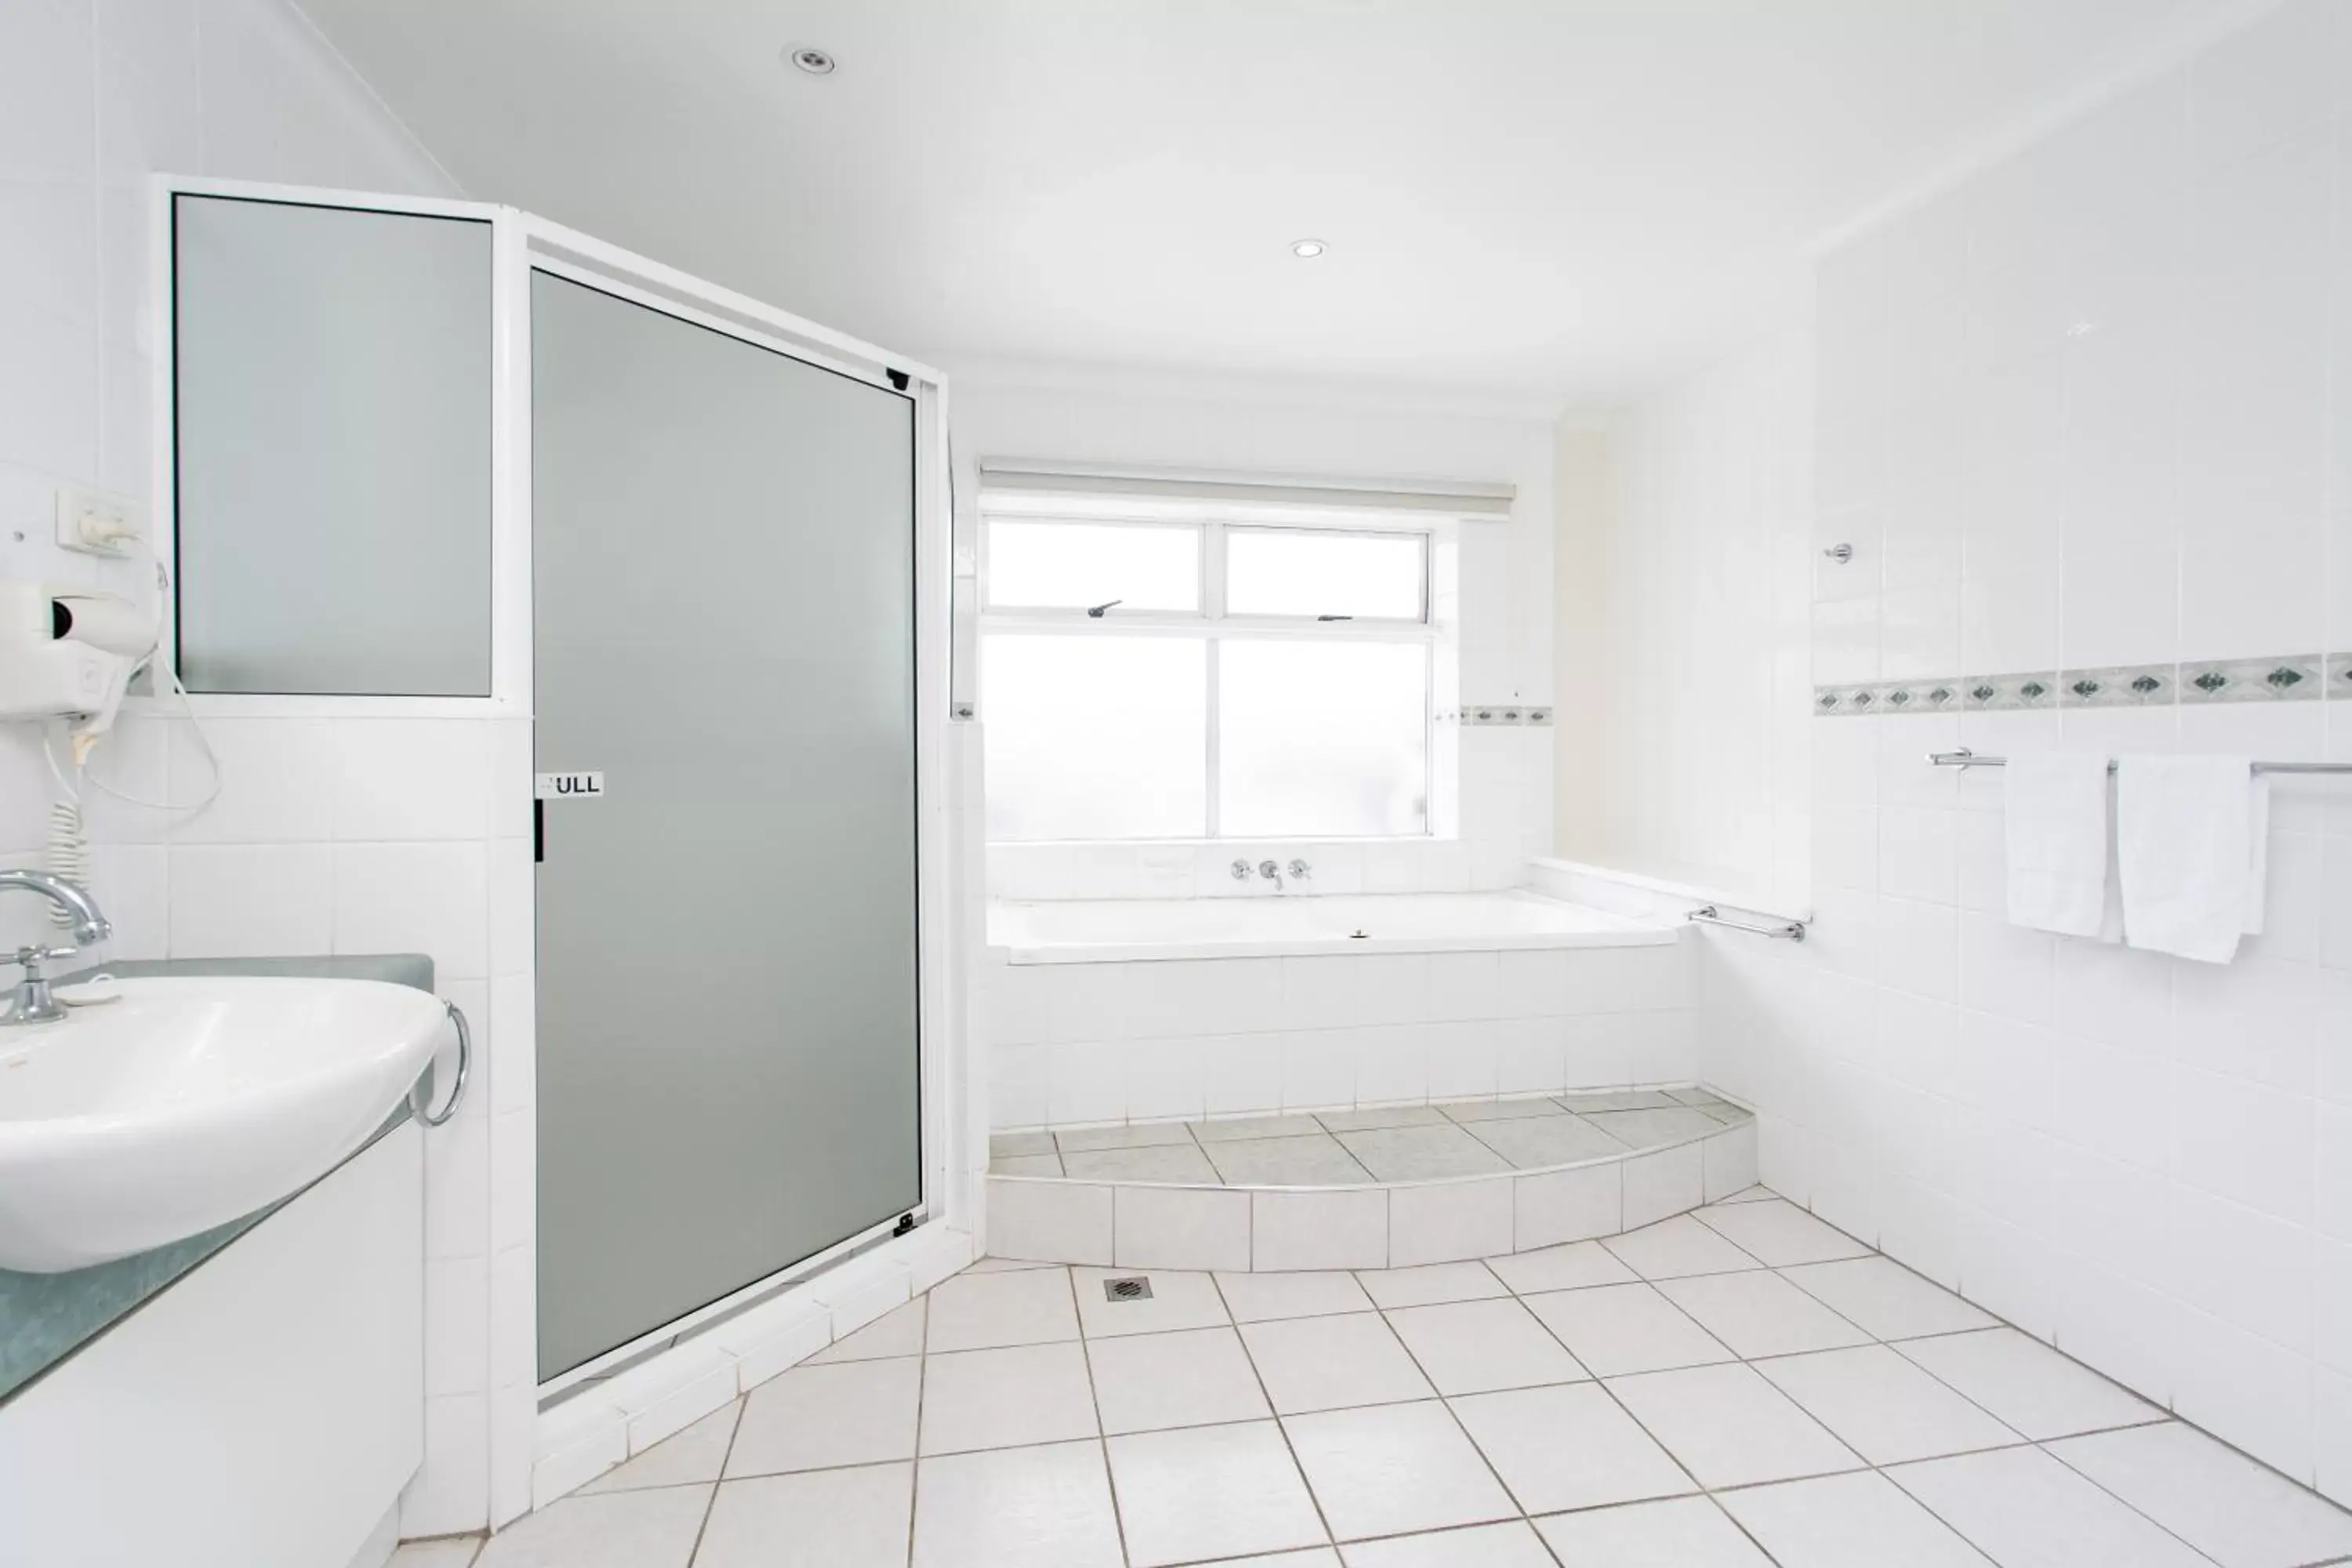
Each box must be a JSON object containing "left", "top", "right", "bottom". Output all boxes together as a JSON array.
[
  {"left": 1230, "top": 859, "right": 1253, "bottom": 881},
  {"left": 1287, "top": 858, "right": 1312, "bottom": 880}
]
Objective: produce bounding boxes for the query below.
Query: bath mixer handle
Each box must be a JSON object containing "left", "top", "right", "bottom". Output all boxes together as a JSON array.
[
  {"left": 1287, "top": 858, "right": 1312, "bottom": 880},
  {"left": 1258, "top": 859, "right": 1284, "bottom": 891},
  {"left": 1230, "top": 859, "right": 1252, "bottom": 881}
]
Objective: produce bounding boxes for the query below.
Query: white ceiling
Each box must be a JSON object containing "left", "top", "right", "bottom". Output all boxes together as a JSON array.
[{"left": 302, "top": 0, "right": 2234, "bottom": 403}]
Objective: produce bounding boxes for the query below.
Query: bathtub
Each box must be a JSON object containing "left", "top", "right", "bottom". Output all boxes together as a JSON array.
[
  {"left": 981, "top": 891, "right": 1698, "bottom": 1131},
  {"left": 990, "top": 890, "right": 1676, "bottom": 964}
]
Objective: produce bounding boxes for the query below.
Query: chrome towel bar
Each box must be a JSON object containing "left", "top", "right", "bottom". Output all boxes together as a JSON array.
[
  {"left": 1927, "top": 749, "right": 2351, "bottom": 775},
  {"left": 410, "top": 999, "right": 471, "bottom": 1128},
  {"left": 1687, "top": 905, "right": 1807, "bottom": 942}
]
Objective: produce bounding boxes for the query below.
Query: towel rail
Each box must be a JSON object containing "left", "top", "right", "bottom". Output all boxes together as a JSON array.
[
  {"left": 1686, "top": 905, "right": 1807, "bottom": 942},
  {"left": 1926, "top": 749, "right": 2351, "bottom": 775}
]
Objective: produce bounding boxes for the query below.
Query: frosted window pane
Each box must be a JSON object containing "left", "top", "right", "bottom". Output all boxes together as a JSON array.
[
  {"left": 984, "top": 634, "right": 1207, "bottom": 840},
  {"left": 987, "top": 521, "right": 1200, "bottom": 611},
  {"left": 1219, "top": 641, "right": 1428, "bottom": 837},
  {"left": 1225, "top": 530, "right": 1423, "bottom": 619}
]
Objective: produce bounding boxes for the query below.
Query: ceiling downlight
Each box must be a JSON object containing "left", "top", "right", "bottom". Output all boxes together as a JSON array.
[
  {"left": 1289, "top": 238, "right": 1327, "bottom": 258},
  {"left": 786, "top": 45, "right": 837, "bottom": 75}
]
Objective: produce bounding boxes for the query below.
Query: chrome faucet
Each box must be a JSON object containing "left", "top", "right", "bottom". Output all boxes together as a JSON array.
[
  {"left": 0, "top": 869, "right": 111, "bottom": 1027},
  {"left": 1258, "top": 859, "right": 1284, "bottom": 891}
]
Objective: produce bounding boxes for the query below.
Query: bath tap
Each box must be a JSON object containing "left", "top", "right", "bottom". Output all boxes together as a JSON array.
[
  {"left": 1287, "top": 858, "right": 1312, "bottom": 881},
  {"left": 1258, "top": 859, "right": 1284, "bottom": 891},
  {"left": 0, "top": 869, "right": 111, "bottom": 1026}
]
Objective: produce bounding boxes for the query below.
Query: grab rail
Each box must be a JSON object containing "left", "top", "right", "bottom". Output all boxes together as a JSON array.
[{"left": 1686, "top": 904, "right": 1807, "bottom": 942}]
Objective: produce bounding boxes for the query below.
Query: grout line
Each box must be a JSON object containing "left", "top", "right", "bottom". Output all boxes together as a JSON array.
[{"left": 1206, "top": 1269, "right": 1341, "bottom": 1556}]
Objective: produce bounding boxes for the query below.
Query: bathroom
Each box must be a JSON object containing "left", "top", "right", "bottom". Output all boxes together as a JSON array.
[{"left": 0, "top": 0, "right": 2348, "bottom": 1564}]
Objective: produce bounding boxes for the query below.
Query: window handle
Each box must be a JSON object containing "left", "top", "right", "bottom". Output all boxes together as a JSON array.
[{"left": 1086, "top": 599, "right": 1123, "bottom": 619}]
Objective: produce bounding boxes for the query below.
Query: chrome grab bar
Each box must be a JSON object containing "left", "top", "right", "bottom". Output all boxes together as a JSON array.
[
  {"left": 410, "top": 999, "right": 472, "bottom": 1128},
  {"left": 1686, "top": 904, "right": 1807, "bottom": 942}
]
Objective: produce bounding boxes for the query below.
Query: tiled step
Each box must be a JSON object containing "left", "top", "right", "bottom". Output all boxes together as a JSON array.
[{"left": 985, "top": 1086, "right": 1757, "bottom": 1272}]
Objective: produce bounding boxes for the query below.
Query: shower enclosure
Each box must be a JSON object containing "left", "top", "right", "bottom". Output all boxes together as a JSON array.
[{"left": 158, "top": 177, "right": 956, "bottom": 1456}]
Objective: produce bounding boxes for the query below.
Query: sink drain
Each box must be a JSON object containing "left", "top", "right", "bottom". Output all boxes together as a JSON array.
[{"left": 1103, "top": 1276, "right": 1154, "bottom": 1302}]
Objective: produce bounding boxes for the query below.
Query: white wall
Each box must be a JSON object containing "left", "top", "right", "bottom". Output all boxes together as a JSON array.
[
  {"left": 1682, "top": 0, "right": 2352, "bottom": 1508},
  {"left": 958, "top": 371, "right": 1559, "bottom": 898},
  {"left": 1552, "top": 331, "right": 1815, "bottom": 911},
  {"left": 0, "top": 0, "right": 514, "bottom": 1539}
]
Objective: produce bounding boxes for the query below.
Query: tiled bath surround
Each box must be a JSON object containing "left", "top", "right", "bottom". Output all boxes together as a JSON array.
[
  {"left": 982, "top": 933, "right": 1700, "bottom": 1131},
  {"left": 1633, "top": 0, "right": 2352, "bottom": 1512}
]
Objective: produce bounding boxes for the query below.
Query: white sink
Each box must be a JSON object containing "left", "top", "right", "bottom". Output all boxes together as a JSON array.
[{"left": 0, "top": 977, "right": 449, "bottom": 1273}]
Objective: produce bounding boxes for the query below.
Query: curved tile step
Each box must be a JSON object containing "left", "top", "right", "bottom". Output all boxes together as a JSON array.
[{"left": 985, "top": 1090, "right": 1757, "bottom": 1272}]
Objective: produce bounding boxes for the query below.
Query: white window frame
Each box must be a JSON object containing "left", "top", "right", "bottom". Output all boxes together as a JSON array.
[{"left": 979, "top": 511, "right": 1436, "bottom": 840}]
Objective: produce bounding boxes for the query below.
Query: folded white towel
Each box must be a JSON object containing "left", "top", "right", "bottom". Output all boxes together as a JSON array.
[
  {"left": 2004, "top": 753, "right": 2111, "bottom": 937},
  {"left": 2116, "top": 756, "right": 2258, "bottom": 964}
]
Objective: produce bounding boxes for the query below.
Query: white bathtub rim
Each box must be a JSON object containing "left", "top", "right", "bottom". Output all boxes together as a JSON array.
[{"left": 988, "top": 888, "right": 1680, "bottom": 965}]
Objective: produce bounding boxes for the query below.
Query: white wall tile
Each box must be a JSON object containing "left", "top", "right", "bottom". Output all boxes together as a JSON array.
[
  {"left": 165, "top": 842, "right": 332, "bottom": 956},
  {"left": 987, "top": 1178, "right": 1112, "bottom": 1265},
  {"left": 1388, "top": 1177, "right": 1512, "bottom": 1266},
  {"left": 1114, "top": 1184, "right": 1250, "bottom": 1272},
  {"left": 1514, "top": 1161, "right": 1621, "bottom": 1250},
  {"left": 1252, "top": 1189, "right": 1387, "bottom": 1271},
  {"left": 332, "top": 840, "right": 490, "bottom": 981}
]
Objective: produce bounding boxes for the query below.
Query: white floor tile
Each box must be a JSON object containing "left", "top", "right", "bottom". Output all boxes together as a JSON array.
[
  {"left": 1338, "top": 1519, "right": 1557, "bottom": 1566},
  {"left": 917, "top": 1341, "right": 1100, "bottom": 1455},
  {"left": 1449, "top": 1382, "right": 1693, "bottom": 1514},
  {"left": 1654, "top": 1271, "right": 1873, "bottom": 1359},
  {"left": 1600, "top": 1215, "right": 1764, "bottom": 1279},
  {"left": 1485, "top": 1239, "right": 1637, "bottom": 1294},
  {"left": 1334, "top": 1123, "right": 1513, "bottom": 1181},
  {"left": 1218, "top": 1269, "right": 1377, "bottom": 1323},
  {"left": 1894, "top": 1327, "right": 2164, "bottom": 1439},
  {"left": 2047, "top": 1421, "right": 2352, "bottom": 1568},
  {"left": 1383, "top": 1298, "right": 1589, "bottom": 1396},
  {"left": 1087, "top": 1325, "right": 1273, "bottom": 1434},
  {"left": 808, "top": 1297, "right": 927, "bottom": 1363},
  {"left": 993, "top": 1131, "right": 1058, "bottom": 1158},
  {"left": 1356, "top": 1260, "right": 1506, "bottom": 1308},
  {"left": 1241, "top": 1312, "right": 1435, "bottom": 1414},
  {"left": 1714, "top": 1183, "right": 1779, "bottom": 1203},
  {"left": 390, "top": 1543, "right": 480, "bottom": 1568},
  {"left": 1531, "top": 1497, "right": 1772, "bottom": 1566},
  {"left": 726, "top": 1358, "right": 920, "bottom": 1477},
  {"left": 1283, "top": 1400, "right": 1517, "bottom": 1540},
  {"left": 1753, "top": 1345, "right": 2023, "bottom": 1465},
  {"left": 583, "top": 1399, "right": 738, "bottom": 1494},
  {"left": 1693, "top": 1199, "right": 1871, "bottom": 1266},
  {"left": 695, "top": 1464, "right": 911, "bottom": 1568},
  {"left": 1057, "top": 1122, "right": 1195, "bottom": 1152},
  {"left": 965, "top": 1256, "right": 1062, "bottom": 1274},
  {"left": 1063, "top": 1142, "right": 1225, "bottom": 1182},
  {"left": 1519, "top": 1283, "right": 1736, "bottom": 1377},
  {"left": 910, "top": 1441, "right": 1123, "bottom": 1568},
  {"left": 1197, "top": 1113, "right": 1329, "bottom": 1142},
  {"left": 1718, "top": 1471, "right": 1997, "bottom": 1568},
  {"left": 1071, "top": 1266, "right": 1229, "bottom": 1338},
  {"left": 1218, "top": 1554, "right": 1342, "bottom": 1568},
  {"left": 1887, "top": 1446, "right": 2213, "bottom": 1568},
  {"left": 992, "top": 1153, "right": 1063, "bottom": 1176},
  {"left": 1108, "top": 1419, "right": 1329, "bottom": 1567},
  {"left": 923, "top": 1266, "right": 1078, "bottom": 1353},
  {"left": 1606, "top": 1363, "right": 1863, "bottom": 1488},
  {"left": 1776, "top": 1257, "right": 1995, "bottom": 1341},
  {"left": 472, "top": 1486, "right": 710, "bottom": 1568}
]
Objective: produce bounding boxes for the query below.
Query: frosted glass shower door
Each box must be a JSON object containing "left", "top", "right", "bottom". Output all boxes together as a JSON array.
[{"left": 531, "top": 270, "right": 921, "bottom": 1381}]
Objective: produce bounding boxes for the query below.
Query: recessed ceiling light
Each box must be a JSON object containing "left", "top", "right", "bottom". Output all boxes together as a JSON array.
[
  {"left": 786, "top": 45, "right": 837, "bottom": 75},
  {"left": 1290, "top": 238, "right": 1327, "bottom": 258}
]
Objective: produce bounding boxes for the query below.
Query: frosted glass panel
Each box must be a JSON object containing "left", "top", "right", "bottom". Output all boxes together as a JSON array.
[
  {"left": 983, "top": 633, "right": 1206, "bottom": 840},
  {"left": 1225, "top": 529, "right": 1424, "bottom": 620},
  {"left": 987, "top": 521, "right": 1200, "bottom": 611},
  {"left": 1219, "top": 640, "right": 1428, "bottom": 837},
  {"left": 172, "top": 195, "right": 492, "bottom": 695}
]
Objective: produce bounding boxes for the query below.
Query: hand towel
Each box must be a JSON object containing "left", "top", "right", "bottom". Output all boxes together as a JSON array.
[
  {"left": 2003, "top": 753, "right": 2111, "bottom": 937},
  {"left": 2115, "top": 756, "right": 2256, "bottom": 964}
]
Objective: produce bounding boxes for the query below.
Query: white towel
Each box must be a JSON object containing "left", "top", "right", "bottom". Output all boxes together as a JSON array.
[
  {"left": 2003, "top": 753, "right": 2111, "bottom": 937},
  {"left": 2115, "top": 756, "right": 2259, "bottom": 964}
]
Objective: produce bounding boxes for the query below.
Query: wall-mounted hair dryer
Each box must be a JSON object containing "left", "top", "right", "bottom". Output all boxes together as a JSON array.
[{"left": 0, "top": 581, "right": 158, "bottom": 743}]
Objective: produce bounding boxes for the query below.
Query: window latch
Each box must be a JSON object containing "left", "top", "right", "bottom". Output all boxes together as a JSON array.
[{"left": 1086, "top": 599, "right": 1123, "bottom": 619}]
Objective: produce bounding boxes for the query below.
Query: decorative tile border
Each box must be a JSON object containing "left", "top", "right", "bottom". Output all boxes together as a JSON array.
[{"left": 1816, "top": 654, "right": 2343, "bottom": 717}]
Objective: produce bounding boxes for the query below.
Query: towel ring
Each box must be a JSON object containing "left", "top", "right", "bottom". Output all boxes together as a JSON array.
[{"left": 411, "top": 999, "right": 472, "bottom": 1128}]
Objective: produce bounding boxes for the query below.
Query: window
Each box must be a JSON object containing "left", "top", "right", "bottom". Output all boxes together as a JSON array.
[{"left": 982, "top": 510, "right": 1432, "bottom": 841}]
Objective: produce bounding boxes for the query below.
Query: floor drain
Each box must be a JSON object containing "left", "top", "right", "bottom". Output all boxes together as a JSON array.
[{"left": 1103, "top": 1276, "right": 1153, "bottom": 1302}]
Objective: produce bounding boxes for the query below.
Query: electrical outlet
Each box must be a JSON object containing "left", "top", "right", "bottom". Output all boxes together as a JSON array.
[{"left": 54, "top": 484, "right": 146, "bottom": 557}]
